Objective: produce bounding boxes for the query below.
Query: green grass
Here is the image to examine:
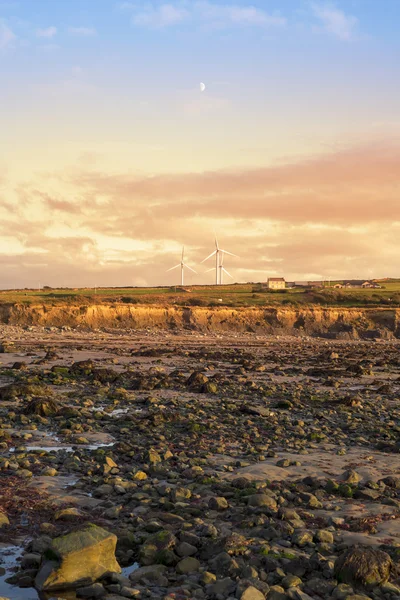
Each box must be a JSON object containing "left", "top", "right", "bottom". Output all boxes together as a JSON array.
[{"left": 1, "top": 279, "right": 400, "bottom": 308}]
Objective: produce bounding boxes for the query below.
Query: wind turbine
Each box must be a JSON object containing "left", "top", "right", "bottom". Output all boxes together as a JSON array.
[
  {"left": 202, "top": 237, "right": 237, "bottom": 285},
  {"left": 167, "top": 247, "right": 197, "bottom": 286}
]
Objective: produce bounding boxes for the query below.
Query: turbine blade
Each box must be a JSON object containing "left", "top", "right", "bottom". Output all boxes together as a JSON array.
[
  {"left": 166, "top": 264, "right": 180, "bottom": 272},
  {"left": 205, "top": 267, "right": 216, "bottom": 273},
  {"left": 182, "top": 246, "right": 184, "bottom": 261},
  {"left": 222, "top": 268, "right": 233, "bottom": 278},
  {"left": 183, "top": 264, "right": 197, "bottom": 274},
  {"left": 201, "top": 250, "right": 217, "bottom": 263},
  {"left": 220, "top": 249, "right": 238, "bottom": 258}
]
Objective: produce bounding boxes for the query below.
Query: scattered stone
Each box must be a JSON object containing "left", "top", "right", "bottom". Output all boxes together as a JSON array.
[
  {"left": 77, "top": 583, "right": 106, "bottom": 598},
  {"left": 176, "top": 557, "right": 200, "bottom": 573},
  {"left": 209, "top": 496, "right": 229, "bottom": 511},
  {"left": 54, "top": 507, "right": 83, "bottom": 521},
  {"left": 248, "top": 494, "right": 277, "bottom": 510},
  {"left": 0, "top": 512, "right": 9, "bottom": 527},
  {"left": 2, "top": 329, "right": 400, "bottom": 600},
  {"left": 24, "top": 397, "right": 58, "bottom": 417},
  {"left": 342, "top": 470, "right": 362, "bottom": 484},
  {"left": 292, "top": 530, "right": 313, "bottom": 547},
  {"left": 240, "top": 586, "right": 265, "bottom": 600},
  {"left": 41, "top": 467, "right": 58, "bottom": 477}
]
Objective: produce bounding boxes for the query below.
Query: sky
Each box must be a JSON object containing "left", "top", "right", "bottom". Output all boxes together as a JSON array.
[{"left": 1, "top": 0, "right": 400, "bottom": 288}]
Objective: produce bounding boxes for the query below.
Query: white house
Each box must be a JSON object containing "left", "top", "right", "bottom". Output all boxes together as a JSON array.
[{"left": 267, "top": 277, "right": 286, "bottom": 290}]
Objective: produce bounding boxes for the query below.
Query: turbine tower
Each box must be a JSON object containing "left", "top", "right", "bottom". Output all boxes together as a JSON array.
[
  {"left": 167, "top": 247, "right": 196, "bottom": 286},
  {"left": 202, "top": 237, "right": 237, "bottom": 285}
]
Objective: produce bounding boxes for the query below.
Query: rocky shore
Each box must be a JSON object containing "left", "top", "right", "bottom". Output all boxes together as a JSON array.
[{"left": 1, "top": 327, "right": 400, "bottom": 600}]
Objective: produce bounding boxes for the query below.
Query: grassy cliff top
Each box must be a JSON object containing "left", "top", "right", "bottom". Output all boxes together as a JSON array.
[{"left": 1, "top": 280, "right": 400, "bottom": 308}]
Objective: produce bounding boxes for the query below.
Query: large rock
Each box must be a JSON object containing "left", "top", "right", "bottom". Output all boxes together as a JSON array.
[
  {"left": 176, "top": 557, "right": 200, "bottom": 573},
  {"left": 334, "top": 546, "right": 391, "bottom": 589},
  {"left": 24, "top": 397, "right": 58, "bottom": 417},
  {"left": 239, "top": 586, "right": 265, "bottom": 600},
  {"left": 247, "top": 494, "right": 277, "bottom": 510},
  {"left": 35, "top": 525, "right": 121, "bottom": 591},
  {"left": 209, "top": 496, "right": 229, "bottom": 511}
]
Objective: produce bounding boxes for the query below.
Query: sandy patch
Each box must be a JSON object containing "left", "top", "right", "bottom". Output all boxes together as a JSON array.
[
  {"left": 224, "top": 446, "right": 400, "bottom": 484},
  {"left": 27, "top": 476, "right": 101, "bottom": 508}
]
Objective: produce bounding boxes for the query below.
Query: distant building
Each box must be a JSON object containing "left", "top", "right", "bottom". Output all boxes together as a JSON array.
[
  {"left": 362, "top": 281, "right": 381, "bottom": 289},
  {"left": 267, "top": 277, "right": 286, "bottom": 290},
  {"left": 342, "top": 280, "right": 381, "bottom": 289}
]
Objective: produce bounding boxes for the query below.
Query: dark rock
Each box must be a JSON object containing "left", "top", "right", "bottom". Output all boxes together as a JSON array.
[
  {"left": 208, "top": 496, "right": 229, "bottom": 511},
  {"left": 334, "top": 546, "right": 392, "bottom": 589},
  {"left": 24, "top": 397, "right": 59, "bottom": 417},
  {"left": 77, "top": 583, "right": 106, "bottom": 598}
]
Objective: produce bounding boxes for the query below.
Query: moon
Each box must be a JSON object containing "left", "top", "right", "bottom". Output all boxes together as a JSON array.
[{"left": 200, "top": 82, "right": 206, "bottom": 92}]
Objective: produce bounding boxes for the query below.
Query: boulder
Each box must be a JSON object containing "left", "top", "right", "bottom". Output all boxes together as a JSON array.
[
  {"left": 314, "top": 530, "right": 334, "bottom": 544},
  {"left": 202, "top": 571, "right": 217, "bottom": 585},
  {"left": 41, "top": 467, "right": 58, "bottom": 477},
  {"left": 35, "top": 525, "right": 121, "bottom": 591},
  {"left": 334, "top": 546, "right": 391, "bottom": 589},
  {"left": 208, "top": 496, "right": 229, "bottom": 511},
  {"left": 240, "top": 586, "right": 265, "bottom": 600},
  {"left": 341, "top": 470, "right": 362, "bottom": 484},
  {"left": 24, "top": 397, "right": 58, "bottom": 417},
  {"left": 55, "top": 508, "right": 83, "bottom": 521},
  {"left": 248, "top": 494, "right": 277, "bottom": 510},
  {"left": 176, "top": 557, "right": 200, "bottom": 574},
  {"left": 292, "top": 530, "right": 313, "bottom": 547}
]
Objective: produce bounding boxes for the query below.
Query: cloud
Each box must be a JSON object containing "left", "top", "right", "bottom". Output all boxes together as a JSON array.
[
  {"left": 68, "top": 26, "right": 96, "bottom": 36},
  {"left": 311, "top": 2, "right": 357, "bottom": 40},
  {"left": 132, "top": 3, "right": 189, "bottom": 28},
  {"left": 67, "top": 141, "right": 400, "bottom": 227},
  {"left": 195, "top": 2, "right": 286, "bottom": 28},
  {"left": 125, "top": 1, "right": 285, "bottom": 29},
  {"left": 36, "top": 26, "right": 57, "bottom": 38},
  {"left": 35, "top": 192, "right": 83, "bottom": 214},
  {"left": 1, "top": 140, "right": 400, "bottom": 286},
  {"left": 0, "top": 20, "right": 15, "bottom": 49}
]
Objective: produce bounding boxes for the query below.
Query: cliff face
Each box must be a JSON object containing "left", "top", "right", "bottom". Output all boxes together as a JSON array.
[{"left": 0, "top": 303, "right": 399, "bottom": 338}]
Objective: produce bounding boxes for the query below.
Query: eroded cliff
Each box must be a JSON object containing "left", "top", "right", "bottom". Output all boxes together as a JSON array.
[{"left": 0, "top": 303, "right": 399, "bottom": 338}]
